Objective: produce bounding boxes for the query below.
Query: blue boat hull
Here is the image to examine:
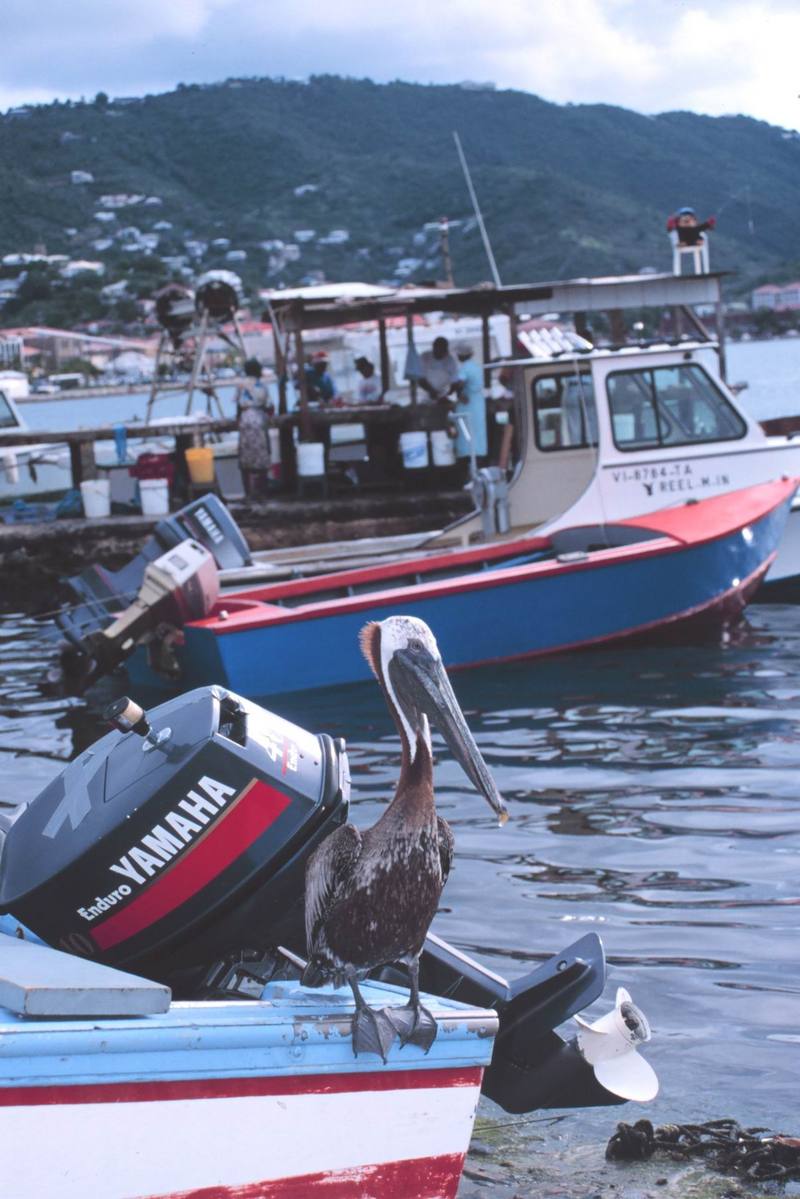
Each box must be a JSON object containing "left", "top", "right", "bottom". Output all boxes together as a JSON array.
[{"left": 130, "top": 490, "right": 790, "bottom": 699}]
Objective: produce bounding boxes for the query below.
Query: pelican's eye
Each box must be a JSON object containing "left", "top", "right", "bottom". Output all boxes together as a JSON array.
[{"left": 407, "top": 638, "right": 425, "bottom": 654}]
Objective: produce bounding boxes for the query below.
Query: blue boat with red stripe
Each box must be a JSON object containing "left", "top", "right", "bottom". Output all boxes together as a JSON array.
[{"left": 128, "top": 479, "right": 795, "bottom": 699}]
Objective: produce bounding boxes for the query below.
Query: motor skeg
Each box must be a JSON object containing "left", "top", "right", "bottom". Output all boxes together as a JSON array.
[{"left": 0, "top": 686, "right": 349, "bottom": 994}]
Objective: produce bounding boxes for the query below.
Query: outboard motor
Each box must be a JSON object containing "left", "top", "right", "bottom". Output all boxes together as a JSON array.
[
  {"left": 469, "top": 466, "right": 511, "bottom": 538},
  {"left": 0, "top": 687, "right": 657, "bottom": 1113},
  {"left": 0, "top": 687, "right": 350, "bottom": 994},
  {"left": 59, "top": 538, "right": 219, "bottom": 690},
  {"left": 54, "top": 495, "right": 251, "bottom": 691}
]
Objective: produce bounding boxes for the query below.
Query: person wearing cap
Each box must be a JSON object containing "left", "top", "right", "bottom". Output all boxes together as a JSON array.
[
  {"left": 419, "top": 336, "right": 461, "bottom": 402},
  {"left": 666, "top": 206, "right": 716, "bottom": 246},
  {"left": 303, "top": 349, "right": 337, "bottom": 404},
  {"left": 450, "top": 342, "right": 488, "bottom": 473},
  {"left": 353, "top": 356, "right": 383, "bottom": 404}
]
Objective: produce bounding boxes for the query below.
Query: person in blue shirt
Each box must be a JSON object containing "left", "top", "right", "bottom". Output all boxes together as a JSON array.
[
  {"left": 451, "top": 342, "right": 488, "bottom": 472},
  {"left": 303, "top": 350, "right": 337, "bottom": 403}
]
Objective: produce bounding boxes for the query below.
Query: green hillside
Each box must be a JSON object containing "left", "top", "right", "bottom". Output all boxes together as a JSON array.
[{"left": 1, "top": 75, "right": 798, "bottom": 327}]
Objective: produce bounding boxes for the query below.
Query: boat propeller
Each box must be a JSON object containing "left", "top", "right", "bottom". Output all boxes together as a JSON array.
[{"left": 575, "top": 986, "right": 659, "bottom": 1103}]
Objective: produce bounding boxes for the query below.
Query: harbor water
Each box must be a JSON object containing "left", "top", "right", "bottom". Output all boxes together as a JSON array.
[
  {"left": 2, "top": 608, "right": 799, "bottom": 1195},
  {"left": 2, "top": 335, "right": 799, "bottom": 1195}
]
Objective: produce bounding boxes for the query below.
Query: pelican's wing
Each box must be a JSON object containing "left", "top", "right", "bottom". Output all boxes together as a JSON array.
[
  {"left": 304, "top": 822, "right": 363, "bottom": 952},
  {"left": 437, "top": 816, "right": 455, "bottom": 887}
]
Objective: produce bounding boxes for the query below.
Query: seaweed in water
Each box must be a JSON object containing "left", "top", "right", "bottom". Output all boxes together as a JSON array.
[{"left": 606, "top": 1117, "right": 800, "bottom": 1184}]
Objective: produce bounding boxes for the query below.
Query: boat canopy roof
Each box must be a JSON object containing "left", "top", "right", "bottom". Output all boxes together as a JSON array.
[{"left": 261, "top": 272, "right": 726, "bottom": 333}]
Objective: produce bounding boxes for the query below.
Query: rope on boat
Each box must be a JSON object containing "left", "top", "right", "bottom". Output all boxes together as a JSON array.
[{"left": 606, "top": 1118, "right": 800, "bottom": 1183}]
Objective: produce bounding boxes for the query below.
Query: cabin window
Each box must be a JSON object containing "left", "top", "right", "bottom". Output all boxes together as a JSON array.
[
  {"left": 607, "top": 365, "right": 747, "bottom": 451},
  {"left": 0, "top": 393, "right": 17, "bottom": 429},
  {"left": 531, "top": 372, "right": 597, "bottom": 452}
]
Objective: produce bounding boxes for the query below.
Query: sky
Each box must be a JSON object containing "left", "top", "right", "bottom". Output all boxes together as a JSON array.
[{"left": 2, "top": 0, "right": 798, "bottom": 131}]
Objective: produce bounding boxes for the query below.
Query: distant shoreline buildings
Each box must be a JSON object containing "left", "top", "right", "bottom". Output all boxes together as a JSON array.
[{"left": 752, "top": 282, "right": 800, "bottom": 313}]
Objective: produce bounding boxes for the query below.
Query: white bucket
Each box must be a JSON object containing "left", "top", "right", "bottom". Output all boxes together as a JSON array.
[
  {"left": 139, "top": 478, "right": 170, "bottom": 516},
  {"left": 430, "top": 429, "right": 456, "bottom": 467},
  {"left": 297, "top": 441, "right": 325, "bottom": 478},
  {"left": 80, "top": 478, "right": 111, "bottom": 519},
  {"left": 399, "top": 431, "right": 429, "bottom": 469}
]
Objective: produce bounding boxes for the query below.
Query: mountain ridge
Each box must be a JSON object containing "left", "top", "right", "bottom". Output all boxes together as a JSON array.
[{"left": 1, "top": 75, "right": 798, "bottom": 328}]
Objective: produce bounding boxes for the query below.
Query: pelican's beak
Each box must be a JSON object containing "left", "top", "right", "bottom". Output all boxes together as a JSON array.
[{"left": 390, "top": 646, "right": 507, "bottom": 823}]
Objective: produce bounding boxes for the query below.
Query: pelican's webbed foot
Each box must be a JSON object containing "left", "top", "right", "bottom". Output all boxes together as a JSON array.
[
  {"left": 384, "top": 1002, "right": 438, "bottom": 1052},
  {"left": 351, "top": 1004, "right": 397, "bottom": 1063}
]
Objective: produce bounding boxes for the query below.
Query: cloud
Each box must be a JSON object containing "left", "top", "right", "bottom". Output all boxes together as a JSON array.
[{"left": 0, "top": 0, "right": 797, "bottom": 130}]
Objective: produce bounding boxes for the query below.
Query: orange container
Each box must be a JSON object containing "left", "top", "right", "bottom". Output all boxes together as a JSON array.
[{"left": 185, "top": 446, "right": 215, "bottom": 485}]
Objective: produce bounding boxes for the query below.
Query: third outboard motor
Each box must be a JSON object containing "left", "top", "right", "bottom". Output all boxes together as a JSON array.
[{"left": 469, "top": 466, "right": 511, "bottom": 537}]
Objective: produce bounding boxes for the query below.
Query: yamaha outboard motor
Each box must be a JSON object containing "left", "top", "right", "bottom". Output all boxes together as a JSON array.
[
  {"left": 0, "top": 686, "right": 657, "bottom": 1113},
  {"left": 0, "top": 687, "right": 349, "bottom": 994},
  {"left": 55, "top": 495, "right": 252, "bottom": 691}
]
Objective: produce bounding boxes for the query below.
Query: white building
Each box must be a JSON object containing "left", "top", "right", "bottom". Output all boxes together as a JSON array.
[
  {"left": 61, "top": 260, "right": 106, "bottom": 278},
  {"left": 99, "top": 194, "right": 145, "bottom": 209},
  {"left": 319, "top": 229, "right": 350, "bottom": 246}
]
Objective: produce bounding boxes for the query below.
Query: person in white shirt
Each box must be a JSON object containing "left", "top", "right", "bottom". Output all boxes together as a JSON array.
[
  {"left": 419, "top": 337, "right": 461, "bottom": 402},
  {"left": 353, "top": 356, "right": 383, "bottom": 404}
]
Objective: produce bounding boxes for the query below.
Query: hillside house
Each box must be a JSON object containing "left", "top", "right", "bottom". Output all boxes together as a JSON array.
[
  {"left": 61, "top": 260, "right": 105, "bottom": 279},
  {"left": 752, "top": 283, "right": 800, "bottom": 311}
]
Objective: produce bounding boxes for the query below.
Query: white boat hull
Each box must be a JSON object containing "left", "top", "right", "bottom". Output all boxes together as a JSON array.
[{"left": 2, "top": 1065, "right": 483, "bottom": 1199}]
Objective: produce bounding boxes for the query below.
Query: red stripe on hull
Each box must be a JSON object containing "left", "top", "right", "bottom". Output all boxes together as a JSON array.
[
  {"left": 92, "top": 780, "right": 290, "bottom": 950},
  {"left": 0, "top": 1066, "right": 483, "bottom": 1106},
  {"left": 141, "top": 1153, "right": 467, "bottom": 1199}
]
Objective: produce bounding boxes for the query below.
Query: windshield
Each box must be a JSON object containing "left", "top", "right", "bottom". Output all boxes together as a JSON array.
[{"left": 606, "top": 364, "right": 747, "bottom": 450}]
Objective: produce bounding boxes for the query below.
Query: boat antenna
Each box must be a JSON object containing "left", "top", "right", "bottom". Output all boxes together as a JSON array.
[{"left": 453, "top": 131, "right": 502, "bottom": 288}]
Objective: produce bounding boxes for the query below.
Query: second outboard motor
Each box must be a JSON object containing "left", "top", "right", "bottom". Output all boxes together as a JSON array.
[
  {"left": 55, "top": 495, "right": 252, "bottom": 691},
  {"left": 59, "top": 538, "right": 219, "bottom": 690}
]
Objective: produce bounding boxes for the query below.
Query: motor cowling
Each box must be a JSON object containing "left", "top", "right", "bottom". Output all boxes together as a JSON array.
[
  {"left": 0, "top": 687, "right": 349, "bottom": 994},
  {"left": 59, "top": 537, "right": 219, "bottom": 691}
]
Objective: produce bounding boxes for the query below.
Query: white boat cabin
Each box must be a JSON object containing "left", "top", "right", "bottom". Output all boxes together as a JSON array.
[{"left": 444, "top": 336, "right": 800, "bottom": 546}]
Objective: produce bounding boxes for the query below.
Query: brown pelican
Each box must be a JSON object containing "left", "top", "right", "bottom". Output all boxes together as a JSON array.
[{"left": 302, "top": 615, "right": 507, "bottom": 1061}]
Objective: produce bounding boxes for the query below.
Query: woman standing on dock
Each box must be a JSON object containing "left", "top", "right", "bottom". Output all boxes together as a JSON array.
[{"left": 236, "top": 358, "right": 273, "bottom": 498}]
